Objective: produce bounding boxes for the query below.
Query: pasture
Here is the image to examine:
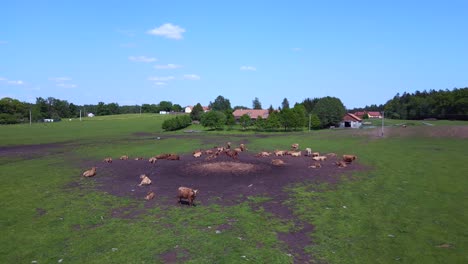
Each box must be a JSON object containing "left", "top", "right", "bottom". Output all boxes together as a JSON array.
[{"left": 0, "top": 114, "right": 467, "bottom": 263}]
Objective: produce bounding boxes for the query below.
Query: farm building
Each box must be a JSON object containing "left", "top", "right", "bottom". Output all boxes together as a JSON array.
[
  {"left": 43, "top": 119, "right": 54, "bottom": 122},
  {"left": 340, "top": 113, "right": 362, "bottom": 128},
  {"left": 184, "top": 106, "right": 210, "bottom": 113},
  {"left": 367, "top": 111, "right": 382, "bottom": 118},
  {"left": 353, "top": 111, "right": 383, "bottom": 119},
  {"left": 87, "top": 113, "right": 95, "bottom": 117},
  {"left": 232, "top": 109, "right": 269, "bottom": 120}
]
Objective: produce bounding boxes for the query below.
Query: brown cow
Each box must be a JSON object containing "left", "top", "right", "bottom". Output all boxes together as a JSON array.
[
  {"left": 309, "top": 162, "right": 321, "bottom": 169},
  {"left": 148, "top": 157, "right": 157, "bottom": 163},
  {"left": 312, "top": 156, "right": 327, "bottom": 161},
  {"left": 166, "top": 154, "right": 180, "bottom": 160},
  {"left": 193, "top": 151, "right": 202, "bottom": 158},
  {"left": 225, "top": 149, "right": 239, "bottom": 159},
  {"left": 256, "top": 151, "right": 271, "bottom": 157},
  {"left": 239, "top": 143, "right": 247, "bottom": 151},
  {"left": 274, "top": 150, "right": 286, "bottom": 156},
  {"left": 271, "top": 159, "right": 285, "bottom": 166},
  {"left": 312, "top": 152, "right": 320, "bottom": 157},
  {"left": 291, "top": 143, "right": 299, "bottom": 150},
  {"left": 177, "top": 187, "right": 198, "bottom": 206},
  {"left": 290, "top": 151, "right": 302, "bottom": 157},
  {"left": 119, "top": 155, "right": 129, "bottom": 160},
  {"left": 138, "top": 174, "right": 152, "bottom": 186},
  {"left": 335, "top": 161, "right": 347, "bottom": 168},
  {"left": 155, "top": 154, "right": 171, "bottom": 159},
  {"left": 343, "top": 155, "right": 357, "bottom": 163},
  {"left": 103, "top": 157, "right": 113, "bottom": 163},
  {"left": 82, "top": 167, "right": 96, "bottom": 177},
  {"left": 205, "top": 149, "right": 214, "bottom": 155},
  {"left": 144, "top": 191, "right": 155, "bottom": 200}
]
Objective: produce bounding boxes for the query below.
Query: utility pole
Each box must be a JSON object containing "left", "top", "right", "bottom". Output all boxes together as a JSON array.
[
  {"left": 140, "top": 105, "right": 142, "bottom": 115},
  {"left": 29, "top": 109, "right": 32, "bottom": 126},
  {"left": 381, "top": 111, "right": 384, "bottom": 137},
  {"left": 308, "top": 114, "right": 311, "bottom": 132},
  {"left": 80, "top": 109, "right": 82, "bottom": 121}
]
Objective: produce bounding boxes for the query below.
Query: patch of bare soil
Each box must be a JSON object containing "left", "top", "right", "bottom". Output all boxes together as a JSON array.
[{"left": 83, "top": 151, "right": 365, "bottom": 263}]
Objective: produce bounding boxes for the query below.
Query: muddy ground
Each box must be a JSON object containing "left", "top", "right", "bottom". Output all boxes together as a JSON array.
[{"left": 89, "top": 151, "right": 365, "bottom": 263}]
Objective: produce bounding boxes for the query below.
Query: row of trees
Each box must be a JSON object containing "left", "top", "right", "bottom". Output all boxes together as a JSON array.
[{"left": 384, "top": 88, "right": 468, "bottom": 120}]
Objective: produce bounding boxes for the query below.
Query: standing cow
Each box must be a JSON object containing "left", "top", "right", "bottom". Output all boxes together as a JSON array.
[{"left": 177, "top": 187, "right": 198, "bottom": 206}]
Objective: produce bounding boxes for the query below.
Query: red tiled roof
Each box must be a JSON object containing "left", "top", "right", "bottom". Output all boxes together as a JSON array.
[
  {"left": 343, "top": 113, "right": 362, "bottom": 122},
  {"left": 354, "top": 111, "right": 366, "bottom": 118},
  {"left": 367, "top": 111, "right": 381, "bottom": 117},
  {"left": 233, "top": 109, "right": 269, "bottom": 119}
]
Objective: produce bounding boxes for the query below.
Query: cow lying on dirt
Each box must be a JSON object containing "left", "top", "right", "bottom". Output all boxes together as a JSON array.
[
  {"left": 312, "top": 152, "right": 320, "bottom": 157},
  {"left": 225, "top": 149, "right": 239, "bottom": 159},
  {"left": 256, "top": 151, "right": 272, "bottom": 157},
  {"left": 326, "top": 153, "right": 337, "bottom": 158},
  {"left": 138, "top": 174, "right": 152, "bottom": 186},
  {"left": 271, "top": 159, "right": 285, "bottom": 166},
  {"left": 274, "top": 150, "right": 286, "bottom": 156},
  {"left": 335, "top": 161, "right": 347, "bottom": 168},
  {"left": 290, "top": 151, "right": 302, "bottom": 157},
  {"left": 83, "top": 167, "right": 96, "bottom": 177},
  {"left": 312, "top": 156, "right": 327, "bottom": 161},
  {"left": 148, "top": 157, "right": 157, "bottom": 163},
  {"left": 119, "top": 155, "right": 129, "bottom": 160},
  {"left": 134, "top": 157, "right": 144, "bottom": 160},
  {"left": 103, "top": 157, "right": 113, "bottom": 163},
  {"left": 343, "top": 155, "right": 357, "bottom": 163},
  {"left": 155, "top": 154, "right": 180, "bottom": 160},
  {"left": 193, "top": 150, "right": 203, "bottom": 158},
  {"left": 309, "top": 162, "right": 321, "bottom": 169},
  {"left": 177, "top": 187, "right": 198, "bottom": 206},
  {"left": 144, "top": 191, "right": 155, "bottom": 200},
  {"left": 239, "top": 144, "right": 247, "bottom": 151},
  {"left": 291, "top": 143, "right": 299, "bottom": 150}
]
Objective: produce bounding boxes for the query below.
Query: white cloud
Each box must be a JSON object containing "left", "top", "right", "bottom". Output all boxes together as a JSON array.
[
  {"left": 183, "top": 74, "right": 200, "bottom": 80},
  {"left": 240, "top": 66, "right": 257, "bottom": 71},
  {"left": 147, "top": 23, "right": 186, "bottom": 40},
  {"left": 49, "top": 77, "right": 77, "bottom": 88},
  {"left": 49, "top": 77, "right": 71, "bottom": 82},
  {"left": 0, "top": 77, "right": 6, "bottom": 81},
  {"left": 7, "top": 80, "right": 24, "bottom": 85},
  {"left": 57, "top": 83, "right": 77, "bottom": 88},
  {"left": 129, "top": 56, "right": 157, "bottom": 62},
  {"left": 148, "top": 76, "right": 175, "bottom": 81},
  {"left": 154, "top": 64, "right": 182, "bottom": 69},
  {"left": 154, "top": 82, "right": 167, "bottom": 86}
]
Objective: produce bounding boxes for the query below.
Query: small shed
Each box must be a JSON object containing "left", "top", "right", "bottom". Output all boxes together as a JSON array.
[
  {"left": 340, "top": 113, "right": 362, "bottom": 128},
  {"left": 87, "top": 113, "right": 95, "bottom": 117}
]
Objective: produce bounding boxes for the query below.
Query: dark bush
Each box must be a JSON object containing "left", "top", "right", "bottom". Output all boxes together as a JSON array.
[{"left": 162, "top": 115, "right": 192, "bottom": 131}]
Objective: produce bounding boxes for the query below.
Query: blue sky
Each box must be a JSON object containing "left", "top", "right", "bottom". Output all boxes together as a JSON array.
[{"left": 1, "top": 0, "right": 467, "bottom": 109}]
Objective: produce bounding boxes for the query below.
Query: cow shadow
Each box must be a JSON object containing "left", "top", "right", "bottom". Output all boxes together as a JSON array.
[{"left": 178, "top": 200, "right": 197, "bottom": 207}]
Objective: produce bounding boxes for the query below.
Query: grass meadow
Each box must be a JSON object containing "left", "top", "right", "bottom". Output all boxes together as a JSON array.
[{"left": 0, "top": 114, "right": 467, "bottom": 263}]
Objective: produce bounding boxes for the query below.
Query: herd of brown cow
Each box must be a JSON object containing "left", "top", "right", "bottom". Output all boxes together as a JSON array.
[
  {"left": 82, "top": 142, "right": 357, "bottom": 206},
  {"left": 254, "top": 143, "right": 358, "bottom": 169}
]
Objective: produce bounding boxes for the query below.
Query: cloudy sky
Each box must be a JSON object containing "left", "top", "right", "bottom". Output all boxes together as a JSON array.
[{"left": 1, "top": 0, "right": 467, "bottom": 109}]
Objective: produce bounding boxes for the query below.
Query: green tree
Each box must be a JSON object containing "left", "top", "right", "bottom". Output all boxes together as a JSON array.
[
  {"left": 96, "top": 102, "right": 110, "bottom": 116},
  {"left": 225, "top": 112, "right": 236, "bottom": 128},
  {"left": 268, "top": 104, "right": 274, "bottom": 114},
  {"left": 239, "top": 114, "right": 251, "bottom": 130},
  {"left": 0, "top": 97, "right": 28, "bottom": 124},
  {"left": 281, "top": 98, "right": 290, "bottom": 110},
  {"left": 265, "top": 111, "right": 281, "bottom": 130},
  {"left": 172, "top": 104, "right": 183, "bottom": 112},
  {"left": 312, "top": 96, "right": 346, "bottom": 128},
  {"left": 252, "top": 97, "right": 262, "bottom": 109},
  {"left": 310, "top": 113, "right": 321, "bottom": 129},
  {"left": 200, "top": 111, "right": 226, "bottom": 130},
  {"left": 291, "top": 104, "right": 307, "bottom": 129},
  {"left": 158, "top": 101, "right": 173, "bottom": 112},
  {"left": 190, "top": 103, "right": 204, "bottom": 121},
  {"left": 255, "top": 116, "right": 266, "bottom": 131},
  {"left": 302, "top": 98, "right": 319, "bottom": 114},
  {"left": 209, "top": 95, "right": 232, "bottom": 112}
]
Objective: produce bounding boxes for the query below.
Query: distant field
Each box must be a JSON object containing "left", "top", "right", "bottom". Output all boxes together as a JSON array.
[{"left": 0, "top": 114, "right": 467, "bottom": 263}]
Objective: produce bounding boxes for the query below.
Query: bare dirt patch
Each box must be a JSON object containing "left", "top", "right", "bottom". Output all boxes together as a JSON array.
[{"left": 84, "top": 152, "right": 365, "bottom": 263}]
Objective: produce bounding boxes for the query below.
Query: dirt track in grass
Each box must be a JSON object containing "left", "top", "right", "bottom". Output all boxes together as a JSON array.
[{"left": 88, "top": 151, "right": 365, "bottom": 263}]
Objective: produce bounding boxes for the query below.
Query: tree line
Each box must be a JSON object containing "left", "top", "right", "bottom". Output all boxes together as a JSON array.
[
  {"left": 383, "top": 88, "right": 468, "bottom": 120},
  {"left": 0, "top": 97, "right": 185, "bottom": 124}
]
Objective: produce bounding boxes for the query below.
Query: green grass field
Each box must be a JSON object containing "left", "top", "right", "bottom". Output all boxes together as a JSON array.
[{"left": 1, "top": 114, "right": 467, "bottom": 263}]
